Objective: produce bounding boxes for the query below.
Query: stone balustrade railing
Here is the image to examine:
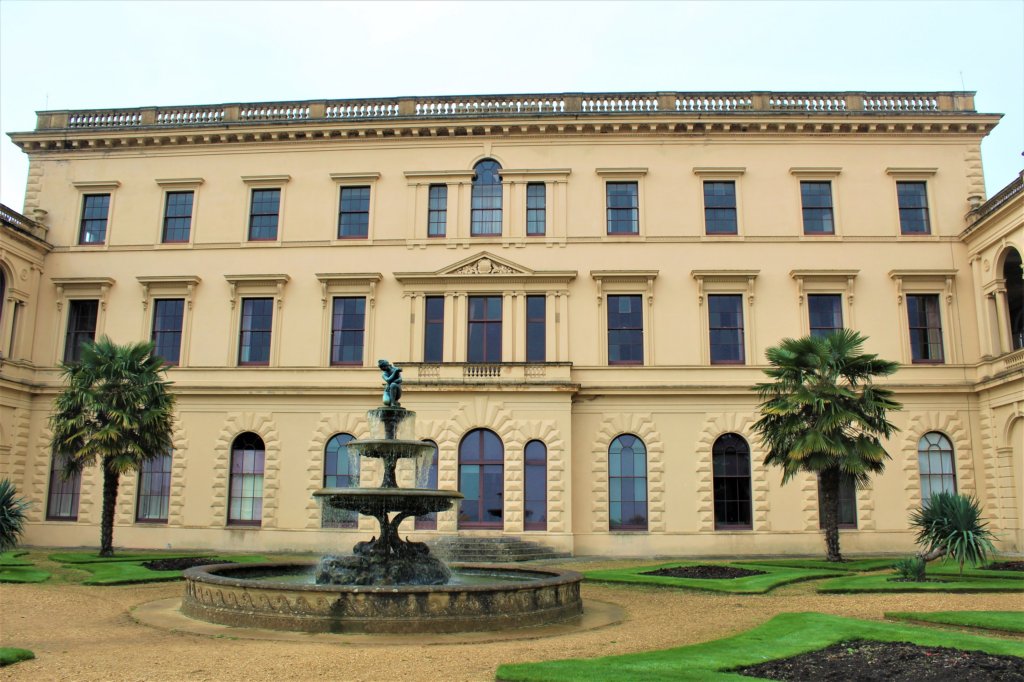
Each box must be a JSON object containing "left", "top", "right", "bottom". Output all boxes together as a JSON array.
[
  {"left": 403, "top": 362, "right": 573, "bottom": 384},
  {"left": 36, "top": 91, "right": 978, "bottom": 131},
  {"left": 0, "top": 202, "right": 47, "bottom": 240}
]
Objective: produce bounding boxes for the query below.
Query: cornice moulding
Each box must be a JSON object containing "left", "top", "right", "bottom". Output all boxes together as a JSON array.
[
  {"left": 71, "top": 180, "right": 120, "bottom": 190},
  {"left": 155, "top": 177, "right": 204, "bottom": 187},
  {"left": 329, "top": 172, "right": 381, "bottom": 182},
  {"left": 242, "top": 174, "right": 291, "bottom": 184},
  {"left": 136, "top": 275, "right": 202, "bottom": 285}
]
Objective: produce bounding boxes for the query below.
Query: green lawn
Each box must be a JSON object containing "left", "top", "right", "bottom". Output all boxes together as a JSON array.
[
  {"left": 73, "top": 554, "right": 268, "bottom": 585},
  {"left": 0, "top": 551, "right": 32, "bottom": 566},
  {"left": 818, "top": 572, "right": 1024, "bottom": 593},
  {"left": 0, "top": 648, "right": 35, "bottom": 667},
  {"left": 887, "top": 610, "right": 1024, "bottom": 634},
  {"left": 495, "top": 612, "right": 1024, "bottom": 682},
  {"left": 48, "top": 550, "right": 216, "bottom": 564},
  {"left": 583, "top": 562, "right": 843, "bottom": 594},
  {"left": 925, "top": 562, "right": 1024, "bottom": 580},
  {"left": 734, "top": 557, "right": 899, "bottom": 572},
  {"left": 0, "top": 566, "right": 50, "bottom": 583}
]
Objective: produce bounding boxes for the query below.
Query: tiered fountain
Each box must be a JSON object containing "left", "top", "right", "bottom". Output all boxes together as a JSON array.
[{"left": 181, "top": 361, "right": 583, "bottom": 633}]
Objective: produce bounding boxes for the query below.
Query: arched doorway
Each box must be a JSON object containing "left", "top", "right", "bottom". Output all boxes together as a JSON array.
[{"left": 458, "top": 428, "right": 503, "bottom": 528}]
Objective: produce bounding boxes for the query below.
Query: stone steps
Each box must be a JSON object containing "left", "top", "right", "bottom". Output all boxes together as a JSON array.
[{"left": 429, "top": 537, "right": 571, "bottom": 563}]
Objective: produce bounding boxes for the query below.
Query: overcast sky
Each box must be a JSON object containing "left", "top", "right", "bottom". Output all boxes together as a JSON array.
[{"left": 1, "top": 0, "right": 1021, "bottom": 210}]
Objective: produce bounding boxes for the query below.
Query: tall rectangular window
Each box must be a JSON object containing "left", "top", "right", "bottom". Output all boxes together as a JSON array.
[
  {"left": 427, "top": 185, "right": 447, "bottom": 237},
  {"left": 709, "top": 294, "right": 744, "bottom": 364},
  {"left": 46, "top": 453, "right": 81, "bottom": 520},
  {"left": 526, "top": 295, "right": 546, "bottom": 362},
  {"left": 526, "top": 183, "right": 546, "bottom": 236},
  {"left": 423, "top": 296, "right": 444, "bottom": 363},
  {"left": 249, "top": 188, "right": 281, "bottom": 241},
  {"left": 136, "top": 451, "right": 172, "bottom": 523},
  {"left": 808, "top": 294, "right": 843, "bottom": 338},
  {"left": 703, "top": 181, "right": 737, "bottom": 234},
  {"left": 897, "top": 182, "right": 930, "bottom": 235},
  {"left": 818, "top": 474, "right": 857, "bottom": 529},
  {"left": 907, "top": 294, "right": 944, "bottom": 363},
  {"left": 151, "top": 299, "right": 184, "bottom": 366},
  {"left": 79, "top": 194, "right": 110, "bottom": 244},
  {"left": 338, "top": 186, "right": 370, "bottom": 238},
  {"left": 607, "top": 294, "right": 643, "bottom": 365},
  {"left": 161, "top": 191, "right": 193, "bottom": 243},
  {"left": 606, "top": 182, "right": 639, "bottom": 234},
  {"left": 238, "top": 298, "right": 273, "bottom": 366},
  {"left": 800, "top": 181, "right": 834, "bottom": 234},
  {"left": 331, "top": 297, "right": 366, "bottom": 366},
  {"left": 467, "top": 296, "right": 502, "bottom": 362},
  {"left": 64, "top": 299, "right": 99, "bottom": 363}
]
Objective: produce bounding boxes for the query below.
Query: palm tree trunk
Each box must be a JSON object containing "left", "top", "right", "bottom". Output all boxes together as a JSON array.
[
  {"left": 99, "top": 461, "right": 119, "bottom": 557},
  {"left": 819, "top": 469, "right": 843, "bottom": 562}
]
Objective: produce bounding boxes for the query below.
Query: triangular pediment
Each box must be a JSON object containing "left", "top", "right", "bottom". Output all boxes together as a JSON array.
[
  {"left": 394, "top": 252, "right": 576, "bottom": 286},
  {"left": 436, "top": 252, "right": 533, "bottom": 276}
]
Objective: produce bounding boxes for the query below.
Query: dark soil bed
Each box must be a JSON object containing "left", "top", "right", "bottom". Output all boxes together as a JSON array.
[
  {"left": 734, "top": 640, "right": 1024, "bottom": 681},
  {"left": 641, "top": 565, "right": 766, "bottom": 580},
  {"left": 141, "top": 557, "right": 221, "bottom": 571},
  {"left": 985, "top": 561, "right": 1024, "bottom": 572}
]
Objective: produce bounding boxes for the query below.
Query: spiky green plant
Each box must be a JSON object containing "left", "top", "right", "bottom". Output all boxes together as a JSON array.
[
  {"left": 753, "top": 330, "right": 901, "bottom": 562},
  {"left": 892, "top": 556, "right": 926, "bottom": 582},
  {"left": 910, "top": 491, "right": 997, "bottom": 576},
  {"left": 0, "top": 479, "right": 30, "bottom": 552},
  {"left": 49, "top": 337, "right": 176, "bottom": 557}
]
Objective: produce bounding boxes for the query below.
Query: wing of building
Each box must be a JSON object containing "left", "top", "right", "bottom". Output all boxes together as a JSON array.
[{"left": 1, "top": 91, "right": 1021, "bottom": 556}]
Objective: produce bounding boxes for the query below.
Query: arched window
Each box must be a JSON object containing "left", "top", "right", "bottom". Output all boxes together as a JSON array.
[
  {"left": 323, "top": 433, "right": 357, "bottom": 528},
  {"left": 458, "top": 428, "right": 503, "bottom": 528},
  {"left": 1003, "top": 247, "right": 1023, "bottom": 351},
  {"left": 136, "top": 449, "right": 172, "bottom": 523},
  {"left": 228, "top": 432, "right": 264, "bottom": 526},
  {"left": 713, "top": 433, "right": 752, "bottom": 529},
  {"left": 46, "top": 452, "right": 81, "bottom": 521},
  {"left": 918, "top": 432, "right": 956, "bottom": 500},
  {"left": 524, "top": 440, "right": 547, "bottom": 531},
  {"left": 415, "top": 440, "right": 439, "bottom": 530},
  {"left": 609, "top": 434, "right": 647, "bottom": 531},
  {"left": 471, "top": 159, "right": 502, "bottom": 236}
]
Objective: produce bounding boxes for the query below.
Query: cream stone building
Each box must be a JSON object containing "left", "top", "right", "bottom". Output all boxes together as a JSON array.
[{"left": 1, "top": 91, "right": 1021, "bottom": 557}]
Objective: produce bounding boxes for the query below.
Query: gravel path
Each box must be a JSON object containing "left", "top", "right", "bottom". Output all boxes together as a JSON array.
[{"left": 2, "top": 559, "right": 1022, "bottom": 681}]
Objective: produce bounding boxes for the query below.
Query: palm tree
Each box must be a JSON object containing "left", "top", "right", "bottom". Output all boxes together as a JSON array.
[
  {"left": 753, "top": 329, "right": 901, "bottom": 562},
  {"left": 49, "top": 337, "right": 175, "bottom": 557}
]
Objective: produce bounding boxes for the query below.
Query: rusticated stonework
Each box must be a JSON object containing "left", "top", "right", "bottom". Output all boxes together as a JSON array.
[
  {"left": 694, "top": 413, "right": 769, "bottom": 532},
  {"left": 4, "top": 408, "right": 31, "bottom": 486},
  {"left": 518, "top": 420, "right": 567, "bottom": 533},
  {"left": 114, "top": 420, "right": 189, "bottom": 526},
  {"left": 212, "top": 413, "right": 281, "bottom": 528},
  {"left": 590, "top": 413, "right": 665, "bottom": 533},
  {"left": 27, "top": 425, "right": 52, "bottom": 523},
  {"left": 901, "top": 411, "right": 977, "bottom": 515},
  {"left": 305, "top": 412, "right": 370, "bottom": 529}
]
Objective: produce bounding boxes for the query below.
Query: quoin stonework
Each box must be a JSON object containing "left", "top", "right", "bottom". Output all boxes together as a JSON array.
[{"left": 1, "top": 91, "right": 1021, "bottom": 556}]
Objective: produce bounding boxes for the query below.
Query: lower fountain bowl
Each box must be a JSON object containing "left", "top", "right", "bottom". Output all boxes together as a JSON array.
[{"left": 182, "top": 561, "right": 583, "bottom": 634}]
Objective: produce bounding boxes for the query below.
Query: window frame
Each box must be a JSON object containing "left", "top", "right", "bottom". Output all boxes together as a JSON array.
[
  {"left": 790, "top": 168, "right": 841, "bottom": 237},
  {"left": 712, "top": 433, "right": 753, "bottom": 531},
  {"left": 138, "top": 275, "right": 199, "bottom": 368},
  {"left": 237, "top": 297, "right": 274, "bottom": 367},
  {"left": 315, "top": 273, "right": 380, "bottom": 367},
  {"left": 818, "top": 473, "right": 858, "bottom": 529},
  {"left": 608, "top": 434, "right": 648, "bottom": 532},
  {"left": 693, "top": 270, "right": 758, "bottom": 366},
  {"left": 807, "top": 293, "right": 844, "bottom": 339},
  {"left": 799, "top": 180, "right": 836, "bottom": 235},
  {"left": 890, "top": 270, "right": 957, "bottom": 365},
  {"left": 330, "top": 296, "right": 366, "bottom": 366},
  {"left": 471, "top": 159, "right": 504, "bottom": 237},
  {"left": 791, "top": 270, "right": 858, "bottom": 338},
  {"left": 525, "top": 294, "right": 546, "bottom": 363},
  {"left": 591, "top": 270, "right": 657, "bottom": 365},
  {"left": 136, "top": 450, "right": 173, "bottom": 524},
  {"left": 917, "top": 431, "right": 957, "bottom": 501},
  {"left": 151, "top": 298, "right": 185, "bottom": 366},
  {"left": 46, "top": 452, "right": 82, "bottom": 521},
  {"left": 708, "top": 293, "right": 745, "bottom": 365},
  {"left": 458, "top": 428, "right": 504, "bottom": 529},
  {"left": 597, "top": 168, "right": 646, "bottom": 237},
  {"left": 322, "top": 433, "right": 358, "bottom": 528},
  {"left": 160, "top": 190, "right": 194, "bottom": 244},
  {"left": 905, "top": 293, "right": 945, "bottom": 364},
  {"left": 606, "top": 294, "right": 644, "bottom": 366},
  {"left": 886, "top": 168, "right": 938, "bottom": 237},
  {"left": 154, "top": 178, "right": 203, "bottom": 246},
  {"left": 694, "top": 167, "right": 745, "bottom": 237},
  {"left": 423, "top": 295, "right": 445, "bottom": 363},
  {"left": 52, "top": 277, "right": 113, "bottom": 365},
  {"left": 247, "top": 187, "right": 283, "bottom": 242},
  {"left": 896, "top": 181, "right": 932, "bottom": 235},
  {"left": 242, "top": 175, "right": 290, "bottom": 243},
  {"left": 427, "top": 184, "right": 448, "bottom": 238},
  {"left": 227, "top": 432, "right": 265, "bottom": 527},
  {"left": 467, "top": 295, "right": 503, "bottom": 363},
  {"left": 78, "top": 193, "right": 112, "bottom": 245},
  {"left": 225, "top": 274, "right": 290, "bottom": 368},
  {"left": 63, "top": 298, "right": 100, "bottom": 364},
  {"left": 526, "top": 182, "right": 547, "bottom": 236},
  {"left": 330, "top": 173, "right": 379, "bottom": 242}
]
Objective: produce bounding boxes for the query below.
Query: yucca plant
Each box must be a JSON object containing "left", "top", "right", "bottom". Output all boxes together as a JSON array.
[
  {"left": 910, "top": 491, "right": 997, "bottom": 576},
  {"left": 0, "top": 478, "right": 31, "bottom": 552}
]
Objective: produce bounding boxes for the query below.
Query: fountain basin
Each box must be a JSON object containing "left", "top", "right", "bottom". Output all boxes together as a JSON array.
[
  {"left": 182, "top": 561, "right": 583, "bottom": 634},
  {"left": 315, "top": 487, "right": 463, "bottom": 516}
]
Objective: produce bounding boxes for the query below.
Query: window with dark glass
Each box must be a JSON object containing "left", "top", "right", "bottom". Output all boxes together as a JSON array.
[
  {"left": 238, "top": 298, "right": 273, "bottom": 366},
  {"left": 818, "top": 474, "right": 857, "bottom": 529},
  {"left": 428, "top": 185, "right": 447, "bottom": 237},
  {"left": 249, "top": 188, "right": 281, "bottom": 241},
  {"left": 79, "top": 193, "right": 110, "bottom": 244},
  {"left": 151, "top": 299, "right": 184, "bottom": 366},
  {"left": 1006, "top": 248, "right": 1024, "bottom": 350},
  {"left": 136, "top": 450, "right": 172, "bottom": 523},
  {"left": 607, "top": 294, "right": 643, "bottom": 365},
  {"left": 712, "top": 433, "right": 752, "bottom": 529},
  {"left": 415, "top": 440, "right": 439, "bottom": 530},
  {"left": 808, "top": 294, "right": 843, "bottom": 338},
  {"left": 338, "top": 186, "right": 370, "bottom": 238},
  {"left": 459, "top": 429, "right": 503, "bottom": 528},
  {"left": 800, "top": 181, "right": 834, "bottom": 234},
  {"left": 467, "top": 295, "right": 501, "bottom": 362},
  {"left": 526, "top": 183, "right": 546, "bottom": 236},
  {"left": 64, "top": 299, "right": 99, "bottom": 363},
  {"left": 323, "top": 433, "right": 357, "bottom": 528},
  {"left": 423, "top": 296, "right": 445, "bottom": 363},
  {"left": 609, "top": 434, "right": 647, "bottom": 531},
  {"left": 471, "top": 160, "right": 502, "bottom": 236},
  {"left": 524, "top": 440, "right": 547, "bottom": 531},
  {"left": 918, "top": 432, "right": 957, "bottom": 501},
  {"left": 897, "top": 182, "right": 930, "bottom": 235},
  {"left": 228, "top": 432, "right": 264, "bottom": 525},
  {"left": 526, "top": 295, "right": 546, "bottom": 363},
  {"left": 331, "top": 297, "right": 365, "bottom": 366},
  {"left": 906, "top": 294, "right": 943, "bottom": 363},
  {"left": 46, "top": 452, "right": 81, "bottom": 521},
  {"left": 703, "top": 181, "right": 737, "bottom": 234},
  {"left": 161, "top": 191, "right": 193, "bottom": 243},
  {"left": 606, "top": 182, "right": 639, "bottom": 234},
  {"left": 709, "top": 294, "right": 744, "bottom": 364}
]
